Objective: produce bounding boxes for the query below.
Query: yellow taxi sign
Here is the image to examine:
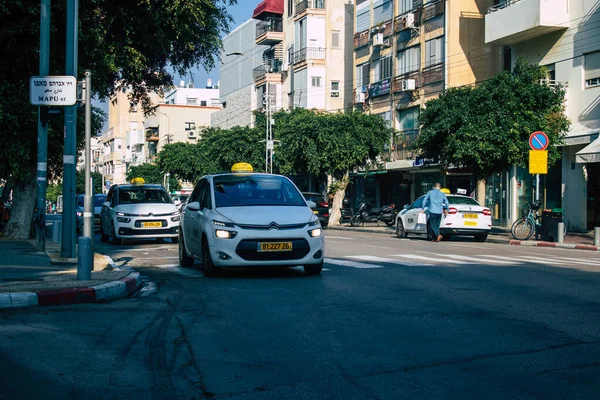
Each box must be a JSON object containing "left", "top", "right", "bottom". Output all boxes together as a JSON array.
[
  {"left": 131, "top": 177, "right": 145, "bottom": 184},
  {"left": 231, "top": 162, "right": 253, "bottom": 173},
  {"left": 440, "top": 188, "right": 451, "bottom": 194}
]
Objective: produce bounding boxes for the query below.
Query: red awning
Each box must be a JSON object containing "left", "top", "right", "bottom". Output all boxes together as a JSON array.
[{"left": 252, "top": 0, "right": 284, "bottom": 18}]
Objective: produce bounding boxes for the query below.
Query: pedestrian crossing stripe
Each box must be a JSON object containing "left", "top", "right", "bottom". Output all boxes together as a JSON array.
[
  {"left": 347, "top": 255, "right": 429, "bottom": 266},
  {"left": 324, "top": 258, "right": 383, "bottom": 269}
]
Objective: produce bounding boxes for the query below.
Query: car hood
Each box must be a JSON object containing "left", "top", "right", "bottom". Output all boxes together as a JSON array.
[
  {"left": 215, "top": 206, "right": 315, "bottom": 225},
  {"left": 76, "top": 206, "right": 103, "bottom": 214},
  {"left": 115, "top": 203, "right": 177, "bottom": 216}
]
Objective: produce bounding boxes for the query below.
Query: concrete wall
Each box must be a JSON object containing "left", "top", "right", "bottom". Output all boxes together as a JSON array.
[
  {"left": 164, "top": 87, "right": 220, "bottom": 106},
  {"left": 155, "top": 104, "right": 220, "bottom": 151},
  {"left": 211, "top": 86, "right": 255, "bottom": 129}
]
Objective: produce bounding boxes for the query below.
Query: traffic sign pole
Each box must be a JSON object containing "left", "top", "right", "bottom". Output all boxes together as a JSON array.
[
  {"left": 35, "top": 0, "right": 51, "bottom": 252},
  {"left": 528, "top": 132, "right": 549, "bottom": 206}
]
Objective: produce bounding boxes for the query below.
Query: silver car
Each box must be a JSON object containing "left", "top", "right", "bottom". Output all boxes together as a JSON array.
[{"left": 179, "top": 172, "right": 325, "bottom": 277}]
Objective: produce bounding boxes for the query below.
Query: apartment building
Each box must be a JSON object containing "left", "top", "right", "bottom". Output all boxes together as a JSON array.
[
  {"left": 350, "top": 0, "right": 500, "bottom": 212},
  {"left": 484, "top": 0, "right": 600, "bottom": 231}
]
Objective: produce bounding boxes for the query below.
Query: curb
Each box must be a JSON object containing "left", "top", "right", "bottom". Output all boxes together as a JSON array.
[
  {"left": 328, "top": 226, "right": 600, "bottom": 252},
  {"left": 0, "top": 252, "right": 143, "bottom": 310}
]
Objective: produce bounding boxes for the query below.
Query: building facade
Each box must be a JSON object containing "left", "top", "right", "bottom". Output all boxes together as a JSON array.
[{"left": 485, "top": 0, "right": 600, "bottom": 231}]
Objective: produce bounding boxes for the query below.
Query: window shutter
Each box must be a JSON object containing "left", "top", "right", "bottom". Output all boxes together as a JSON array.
[{"left": 585, "top": 51, "right": 600, "bottom": 81}]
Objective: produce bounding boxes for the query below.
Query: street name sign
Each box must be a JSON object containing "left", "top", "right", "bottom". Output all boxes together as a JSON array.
[
  {"left": 30, "top": 76, "right": 77, "bottom": 106},
  {"left": 529, "top": 150, "right": 548, "bottom": 174},
  {"left": 529, "top": 131, "right": 549, "bottom": 150}
]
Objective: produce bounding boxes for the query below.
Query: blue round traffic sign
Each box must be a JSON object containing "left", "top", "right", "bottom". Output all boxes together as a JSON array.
[{"left": 529, "top": 131, "right": 549, "bottom": 150}]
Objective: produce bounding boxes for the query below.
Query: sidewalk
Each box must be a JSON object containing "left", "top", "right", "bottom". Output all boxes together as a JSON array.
[
  {"left": 0, "top": 239, "right": 141, "bottom": 310},
  {"left": 328, "top": 223, "right": 600, "bottom": 252}
]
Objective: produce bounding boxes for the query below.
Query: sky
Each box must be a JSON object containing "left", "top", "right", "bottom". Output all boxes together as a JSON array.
[{"left": 99, "top": 0, "right": 259, "bottom": 128}]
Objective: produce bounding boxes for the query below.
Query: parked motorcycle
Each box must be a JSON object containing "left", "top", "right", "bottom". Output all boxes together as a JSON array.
[{"left": 350, "top": 199, "right": 397, "bottom": 227}]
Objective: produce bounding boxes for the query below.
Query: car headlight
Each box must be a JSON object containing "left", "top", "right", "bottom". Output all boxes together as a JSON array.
[
  {"left": 171, "top": 216, "right": 181, "bottom": 222},
  {"left": 215, "top": 229, "right": 237, "bottom": 239},
  {"left": 116, "top": 212, "right": 125, "bottom": 216},
  {"left": 171, "top": 210, "right": 180, "bottom": 216},
  {"left": 213, "top": 220, "right": 235, "bottom": 228},
  {"left": 308, "top": 219, "right": 320, "bottom": 227},
  {"left": 308, "top": 228, "right": 322, "bottom": 238},
  {"left": 117, "top": 217, "right": 131, "bottom": 223},
  {"left": 76, "top": 211, "right": 83, "bottom": 217}
]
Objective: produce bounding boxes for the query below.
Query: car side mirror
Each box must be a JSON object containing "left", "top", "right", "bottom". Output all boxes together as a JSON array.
[
  {"left": 307, "top": 200, "right": 316, "bottom": 209},
  {"left": 187, "top": 201, "right": 200, "bottom": 211},
  {"left": 173, "top": 200, "right": 182, "bottom": 207},
  {"left": 403, "top": 204, "right": 409, "bottom": 210}
]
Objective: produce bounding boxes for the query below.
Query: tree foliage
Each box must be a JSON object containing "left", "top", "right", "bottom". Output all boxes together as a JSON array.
[
  {"left": 414, "top": 59, "right": 570, "bottom": 179},
  {"left": 125, "top": 163, "right": 180, "bottom": 191}
]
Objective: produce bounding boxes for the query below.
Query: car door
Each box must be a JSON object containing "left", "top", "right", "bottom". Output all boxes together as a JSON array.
[
  {"left": 404, "top": 196, "right": 425, "bottom": 232},
  {"left": 101, "top": 187, "right": 115, "bottom": 234},
  {"left": 183, "top": 180, "right": 204, "bottom": 256}
]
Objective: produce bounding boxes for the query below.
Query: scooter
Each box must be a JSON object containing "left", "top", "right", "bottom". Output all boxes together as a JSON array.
[{"left": 350, "top": 199, "right": 397, "bottom": 227}]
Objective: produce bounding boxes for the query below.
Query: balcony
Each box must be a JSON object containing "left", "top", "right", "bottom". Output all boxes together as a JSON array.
[
  {"left": 256, "top": 18, "right": 284, "bottom": 46},
  {"left": 485, "top": 0, "right": 569, "bottom": 45},
  {"left": 145, "top": 128, "right": 159, "bottom": 142},
  {"left": 354, "top": 30, "right": 369, "bottom": 49},
  {"left": 393, "top": 71, "right": 422, "bottom": 92},
  {"left": 292, "top": 46, "right": 325, "bottom": 65},
  {"left": 294, "top": 0, "right": 326, "bottom": 19},
  {"left": 253, "top": 61, "right": 285, "bottom": 85},
  {"left": 422, "top": 64, "right": 444, "bottom": 86}
]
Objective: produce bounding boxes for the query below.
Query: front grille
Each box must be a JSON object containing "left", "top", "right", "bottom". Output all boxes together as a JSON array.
[
  {"left": 236, "top": 222, "right": 307, "bottom": 230},
  {"left": 119, "top": 227, "right": 178, "bottom": 236},
  {"left": 236, "top": 238, "right": 310, "bottom": 261},
  {"left": 134, "top": 219, "right": 167, "bottom": 228}
]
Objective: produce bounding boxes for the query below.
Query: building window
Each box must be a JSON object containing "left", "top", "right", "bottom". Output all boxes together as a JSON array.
[
  {"left": 503, "top": 46, "right": 512, "bottom": 71},
  {"left": 129, "top": 102, "right": 137, "bottom": 112},
  {"left": 377, "top": 111, "right": 392, "bottom": 127},
  {"left": 399, "top": 0, "right": 415, "bottom": 14},
  {"left": 185, "top": 122, "right": 196, "bottom": 131},
  {"left": 331, "top": 31, "right": 340, "bottom": 48},
  {"left": 374, "top": 55, "right": 393, "bottom": 82},
  {"left": 397, "top": 107, "right": 420, "bottom": 131},
  {"left": 186, "top": 98, "right": 197, "bottom": 105},
  {"left": 356, "top": 1, "right": 370, "bottom": 32},
  {"left": 356, "top": 62, "right": 370, "bottom": 88},
  {"left": 425, "top": 36, "right": 444, "bottom": 67},
  {"left": 373, "top": 0, "right": 393, "bottom": 25},
  {"left": 288, "top": 0, "right": 293, "bottom": 16},
  {"left": 543, "top": 63, "right": 556, "bottom": 81},
  {"left": 312, "top": 76, "right": 322, "bottom": 87},
  {"left": 200, "top": 100, "right": 207, "bottom": 106},
  {"left": 397, "top": 46, "right": 420, "bottom": 75},
  {"left": 331, "top": 81, "right": 340, "bottom": 97},
  {"left": 585, "top": 51, "right": 600, "bottom": 88}
]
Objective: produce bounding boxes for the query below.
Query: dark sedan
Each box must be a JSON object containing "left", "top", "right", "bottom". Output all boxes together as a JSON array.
[{"left": 302, "top": 192, "right": 330, "bottom": 228}]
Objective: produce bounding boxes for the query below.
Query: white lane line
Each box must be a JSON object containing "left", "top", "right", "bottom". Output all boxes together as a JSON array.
[
  {"left": 348, "top": 255, "right": 429, "bottom": 266},
  {"left": 325, "top": 236, "right": 356, "bottom": 240},
  {"left": 550, "top": 256, "right": 600, "bottom": 265},
  {"left": 438, "top": 243, "right": 491, "bottom": 250},
  {"left": 517, "top": 255, "right": 596, "bottom": 266},
  {"left": 422, "top": 252, "right": 517, "bottom": 265},
  {"left": 325, "top": 258, "right": 383, "bottom": 269},
  {"left": 391, "top": 254, "right": 470, "bottom": 265},
  {"left": 484, "top": 255, "right": 565, "bottom": 265},
  {"left": 364, "top": 244, "right": 393, "bottom": 249}
]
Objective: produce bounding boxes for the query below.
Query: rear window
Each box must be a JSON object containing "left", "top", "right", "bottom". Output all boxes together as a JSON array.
[
  {"left": 302, "top": 193, "right": 325, "bottom": 203},
  {"left": 214, "top": 175, "right": 306, "bottom": 208},
  {"left": 448, "top": 196, "right": 480, "bottom": 206}
]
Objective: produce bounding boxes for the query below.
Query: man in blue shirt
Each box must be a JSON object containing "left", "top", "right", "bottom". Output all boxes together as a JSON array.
[{"left": 423, "top": 182, "right": 449, "bottom": 242}]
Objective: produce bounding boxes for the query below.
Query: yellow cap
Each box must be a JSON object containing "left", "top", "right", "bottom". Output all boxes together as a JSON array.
[
  {"left": 231, "top": 162, "right": 253, "bottom": 173},
  {"left": 131, "top": 177, "right": 145, "bottom": 184},
  {"left": 441, "top": 188, "right": 450, "bottom": 194}
]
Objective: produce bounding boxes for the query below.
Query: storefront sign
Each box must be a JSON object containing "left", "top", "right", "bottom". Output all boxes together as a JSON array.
[
  {"left": 368, "top": 78, "right": 391, "bottom": 98},
  {"left": 529, "top": 150, "right": 548, "bottom": 174}
]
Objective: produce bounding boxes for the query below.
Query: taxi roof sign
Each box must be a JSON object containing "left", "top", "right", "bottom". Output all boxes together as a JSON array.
[
  {"left": 131, "top": 177, "right": 145, "bottom": 184},
  {"left": 440, "top": 188, "right": 451, "bottom": 194},
  {"left": 231, "top": 162, "right": 253, "bottom": 173}
]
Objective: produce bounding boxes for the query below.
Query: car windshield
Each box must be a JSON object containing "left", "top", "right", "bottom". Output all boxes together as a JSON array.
[
  {"left": 77, "top": 195, "right": 107, "bottom": 207},
  {"left": 448, "top": 196, "right": 480, "bottom": 206},
  {"left": 214, "top": 175, "right": 306, "bottom": 208},
  {"left": 119, "top": 188, "right": 171, "bottom": 204}
]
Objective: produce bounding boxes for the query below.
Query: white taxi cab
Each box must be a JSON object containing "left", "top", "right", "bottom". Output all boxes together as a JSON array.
[
  {"left": 100, "top": 178, "right": 180, "bottom": 244},
  {"left": 395, "top": 192, "right": 492, "bottom": 242},
  {"left": 179, "top": 163, "right": 325, "bottom": 277}
]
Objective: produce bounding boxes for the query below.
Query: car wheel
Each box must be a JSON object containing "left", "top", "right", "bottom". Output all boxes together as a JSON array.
[
  {"left": 304, "top": 261, "right": 323, "bottom": 276},
  {"left": 201, "top": 238, "right": 219, "bottom": 277},
  {"left": 100, "top": 222, "right": 109, "bottom": 242},
  {"left": 350, "top": 215, "right": 361, "bottom": 227},
  {"left": 179, "top": 233, "right": 194, "bottom": 268},
  {"left": 395, "top": 219, "right": 408, "bottom": 238},
  {"left": 385, "top": 220, "right": 395, "bottom": 227},
  {"left": 109, "top": 222, "right": 122, "bottom": 245},
  {"left": 475, "top": 234, "right": 488, "bottom": 242}
]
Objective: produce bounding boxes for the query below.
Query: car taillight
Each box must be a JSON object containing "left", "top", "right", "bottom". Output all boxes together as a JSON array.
[
  {"left": 482, "top": 208, "right": 492, "bottom": 216},
  {"left": 319, "top": 202, "right": 328, "bottom": 207},
  {"left": 447, "top": 207, "right": 458, "bottom": 214}
]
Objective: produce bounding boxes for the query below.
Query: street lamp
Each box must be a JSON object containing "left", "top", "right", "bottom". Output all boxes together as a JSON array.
[{"left": 226, "top": 51, "right": 274, "bottom": 174}]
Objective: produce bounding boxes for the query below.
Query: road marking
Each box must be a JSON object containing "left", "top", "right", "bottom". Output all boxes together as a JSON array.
[
  {"left": 348, "top": 255, "right": 428, "bottom": 266},
  {"left": 550, "top": 256, "right": 600, "bottom": 265},
  {"left": 518, "top": 255, "right": 597, "bottom": 266},
  {"left": 422, "top": 252, "right": 517, "bottom": 265},
  {"left": 325, "top": 258, "right": 383, "bottom": 269},
  {"left": 391, "top": 254, "right": 470, "bottom": 265},
  {"left": 134, "top": 256, "right": 178, "bottom": 260},
  {"left": 364, "top": 244, "right": 393, "bottom": 249},
  {"left": 484, "top": 255, "right": 563, "bottom": 265}
]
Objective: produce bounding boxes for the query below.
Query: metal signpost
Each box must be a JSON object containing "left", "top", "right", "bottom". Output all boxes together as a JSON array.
[{"left": 528, "top": 131, "right": 549, "bottom": 203}]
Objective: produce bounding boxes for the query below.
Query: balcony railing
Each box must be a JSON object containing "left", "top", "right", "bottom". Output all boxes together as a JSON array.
[
  {"left": 488, "top": 0, "right": 522, "bottom": 13},
  {"left": 422, "top": 64, "right": 444, "bottom": 85},
  {"left": 354, "top": 31, "right": 369, "bottom": 48},
  {"left": 393, "top": 71, "right": 422, "bottom": 92},
  {"left": 393, "top": 129, "right": 419, "bottom": 160},
  {"left": 253, "top": 60, "right": 284, "bottom": 81},
  {"left": 292, "top": 47, "right": 325, "bottom": 64},
  {"left": 256, "top": 18, "right": 283, "bottom": 38},
  {"left": 422, "top": 0, "right": 445, "bottom": 21},
  {"left": 295, "top": 0, "right": 326, "bottom": 15},
  {"left": 394, "top": 7, "right": 422, "bottom": 31}
]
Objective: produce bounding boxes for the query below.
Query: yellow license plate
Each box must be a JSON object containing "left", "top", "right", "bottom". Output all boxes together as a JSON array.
[
  {"left": 313, "top": 210, "right": 319, "bottom": 214},
  {"left": 257, "top": 242, "right": 293, "bottom": 252},
  {"left": 142, "top": 221, "right": 162, "bottom": 228},
  {"left": 464, "top": 221, "right": 478, "bottom": 226},
  {"left": 463, "top": 214, "right": 478, "bottom": 219}
]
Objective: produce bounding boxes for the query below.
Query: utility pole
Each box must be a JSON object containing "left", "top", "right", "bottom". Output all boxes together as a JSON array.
[
  {"left": 78, "top": 70, "right": 93, "bottom": 280},
  {"left": 35, "top": 0, "right": 51, "bottom": 252},
  {"left": 61, "top": 0, "right": 78, "bottom": 258}
]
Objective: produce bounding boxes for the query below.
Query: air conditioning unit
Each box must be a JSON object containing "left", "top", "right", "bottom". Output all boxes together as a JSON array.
[
  {"left": 372, "top": 33, "right": 384, "bottom": 47},
  {"left": 403, "top": 13, "right": 415, "bottom": 29},
  {"left": 188, "top": 131, "right": 196, "bottom": 138},
  {"left": 355, "top": 92, "right": 365, "bottom": 103},
  {"left": 281, "top": 62, "right": 289, "bottom": 72},
  {"left": 402, "top": 79, "right": 416, "bottom": 91}
]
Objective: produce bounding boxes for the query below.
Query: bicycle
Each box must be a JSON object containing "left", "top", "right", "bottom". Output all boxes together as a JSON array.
[{"left": 511, "top": 200, "right": 568, "bottom": 240}]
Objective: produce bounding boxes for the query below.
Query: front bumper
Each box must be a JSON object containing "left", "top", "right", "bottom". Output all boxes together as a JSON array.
[
  {"left": 440, "top": 227, "right": 490, "bottom": 236},
  {"left": 114, "top": 216, "right": 179, "bottom": 239},
  {"left": 208, "top": 227, "right": 325, "bottom": 268}
]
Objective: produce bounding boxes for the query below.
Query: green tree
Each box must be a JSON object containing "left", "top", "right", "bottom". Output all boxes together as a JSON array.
[
  {"left": 46, "top": 182, "right": 63, "bottom": 203},
  {"left": 274, "top": 109, "right": 393, "bottom": 226},
  {"left": 125, "top": 163, "right": 180, "bottom": 191},
  {"left": 0, "top": 0, "right": 235, "bottom": 238},
  {"left": 414, "top": 59, "right": 570, "bottom": 180},
  {"left": 75, "top": 171, "right": 103, "bottom": 195}
]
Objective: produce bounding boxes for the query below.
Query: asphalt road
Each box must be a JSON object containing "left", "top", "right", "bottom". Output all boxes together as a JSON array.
[{"left": 1, "top": 230, "right": 600, "bottom": 399}]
